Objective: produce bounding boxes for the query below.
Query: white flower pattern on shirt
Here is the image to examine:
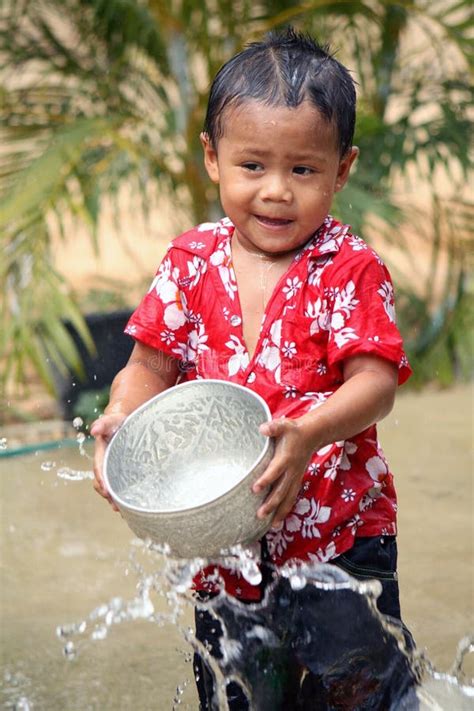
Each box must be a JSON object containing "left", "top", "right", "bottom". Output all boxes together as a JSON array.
[
  {"left": 305, "top": 298, "right": 330, "bottom": 335},
  {"left": 378, "top": 281, "right": 396, "bottom": 323},
  {"left": 209, "top": 247, "right": 237, "bottom": 301},
  {"left": 226, "top": 334, "right": 250, "bottom": 376},
  {"left": 257, "top": 319, "right": 282, "bottom": 383}
]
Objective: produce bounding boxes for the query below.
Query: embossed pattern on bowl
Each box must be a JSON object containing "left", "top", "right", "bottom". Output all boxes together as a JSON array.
[{"left": 103, "top": 380, "right": 274, "bottom": 558}]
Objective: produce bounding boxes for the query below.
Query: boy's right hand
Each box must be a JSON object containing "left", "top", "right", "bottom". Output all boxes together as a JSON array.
[{"left": 90, "top": 413, "right": 127, "bottom": 510}]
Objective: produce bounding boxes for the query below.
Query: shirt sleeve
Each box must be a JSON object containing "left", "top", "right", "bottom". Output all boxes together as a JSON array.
[
  {"left": 124, "top": 249, "right": 189, "bottom": 363},
  {"left": 324, "top": 246, "right": 412, "bottom": 385}
]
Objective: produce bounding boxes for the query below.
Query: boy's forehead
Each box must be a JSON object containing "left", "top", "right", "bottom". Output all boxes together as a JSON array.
[{"left": 219, "top": 99, "right": 339, "bottom": 149}]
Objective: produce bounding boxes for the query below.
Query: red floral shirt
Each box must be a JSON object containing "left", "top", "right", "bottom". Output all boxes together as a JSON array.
[{"left": 125, "top": 216, "right": 411, "bottom": 599}]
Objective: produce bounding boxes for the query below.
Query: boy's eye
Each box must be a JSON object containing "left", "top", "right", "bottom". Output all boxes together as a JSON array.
[
  {"left": 293, "top": 166, "right": 315, "bottom": 175},
  {"left": 242, "top": 162, "right": 262, "bottom": 172}
]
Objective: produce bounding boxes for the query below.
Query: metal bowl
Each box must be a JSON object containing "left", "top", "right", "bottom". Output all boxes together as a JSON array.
[{"left": 103, "top": 379, "right": 274, "bottom": 558}]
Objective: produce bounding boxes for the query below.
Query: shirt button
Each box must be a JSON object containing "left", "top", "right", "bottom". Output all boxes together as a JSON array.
[{"left": 230, "top": 315, "right": 242, "bottom": 326}]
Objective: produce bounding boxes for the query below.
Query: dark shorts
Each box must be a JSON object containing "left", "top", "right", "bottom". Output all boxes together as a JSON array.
[{"left": 193, "top": 536, "right": 419, "bottom": 710}]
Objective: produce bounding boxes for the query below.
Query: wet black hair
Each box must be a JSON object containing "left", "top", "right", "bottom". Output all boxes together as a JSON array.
[{"left": 203, "top": 27, "right": 356, "bottom": 157}]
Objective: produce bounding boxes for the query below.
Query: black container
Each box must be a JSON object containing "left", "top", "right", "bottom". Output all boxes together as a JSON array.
[{"left": 52, "top": 309, "right": 134, "bottom": 419}]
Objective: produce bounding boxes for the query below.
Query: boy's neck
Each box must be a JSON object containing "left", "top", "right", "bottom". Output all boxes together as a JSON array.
[
  {"left": 231, "top": 231, "right": 300, "bottom": 265},
  {"left": 230, "top": 230, "right": 299, "bottom": 359}
]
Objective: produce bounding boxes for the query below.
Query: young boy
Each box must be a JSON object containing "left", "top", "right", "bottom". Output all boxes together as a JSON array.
[{"left": 92, "top": 28, "right": 414, "bottom": 708}]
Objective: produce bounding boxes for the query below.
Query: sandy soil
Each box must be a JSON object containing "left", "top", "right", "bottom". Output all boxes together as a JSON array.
[{"left": 0, "top": 384, "right": 472, "bottom": 709}]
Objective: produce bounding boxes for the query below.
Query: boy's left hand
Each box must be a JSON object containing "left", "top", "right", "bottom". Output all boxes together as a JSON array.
[{"left": 253, "top": 418, "right": 314, "bottom": 527}]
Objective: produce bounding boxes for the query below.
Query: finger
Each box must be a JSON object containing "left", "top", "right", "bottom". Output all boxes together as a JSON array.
[
  {"left": 256, "top": 470, "right": 294, "bottom": 519},
  {"left": 91, "top": 414, "right": 123, "bottom": 440},
  {"left": 253, "top": 456, "right": 288, "bottom": 493},
  {"left": 259, "top": 418, "right": 289, "bottom": 439},
  {"left": 93, "top": 433, "right": 121, "bottom": 512},
  {"left": 93, "top": 476, "right": 108, "bottom": 499},
  {"left": 92, "top": 476, "right": 119, "bottom": 511},
  {"left": 257, "top": 467, "right": 304, "bottom": 521},
  {"left": 271, "top": 480, "right": 303, "bottom": 526},
  {"left": 93, "top": 436, "right": 109, "bottom": 497},
  {"left": 90, "top": 419, "right": 104, "bottom": 437}
]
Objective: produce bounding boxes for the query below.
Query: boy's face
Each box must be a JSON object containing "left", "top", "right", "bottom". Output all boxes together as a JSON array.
[{"left": 201, "top": 100, "right": 357, "bottom": 257}]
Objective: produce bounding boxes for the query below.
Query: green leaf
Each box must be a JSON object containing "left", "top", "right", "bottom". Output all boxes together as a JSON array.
[{"left": 0, "top": 117, "right": 121, "bottom": 229}]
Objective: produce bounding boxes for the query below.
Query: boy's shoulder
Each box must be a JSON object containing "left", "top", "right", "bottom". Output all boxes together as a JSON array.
[
  {"left": 308, "top": 217, "right": 385, "bottom": 269},
  {"left": 167, "top": 218, "right": 233, "bottom": 260},
  {"left": 335, "top": 230, "right": 385, "bottom": 266}
]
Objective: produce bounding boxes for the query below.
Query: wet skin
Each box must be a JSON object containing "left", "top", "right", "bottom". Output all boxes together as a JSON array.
[{"left": 201, "top": 100, "right": 358, "bottom": 259}]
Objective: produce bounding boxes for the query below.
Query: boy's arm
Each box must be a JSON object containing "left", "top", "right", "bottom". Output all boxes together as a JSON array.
[
  {"left": 91, "top": 341, "right": 180, "bottom": 506},
  {"left": 253, "top": 354, "right": 398, "bottom": 526}
]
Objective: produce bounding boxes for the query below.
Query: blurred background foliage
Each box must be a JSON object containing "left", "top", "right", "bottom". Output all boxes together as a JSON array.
[{"left": 0, "top": 0, "right": 472, "bottom": 400}]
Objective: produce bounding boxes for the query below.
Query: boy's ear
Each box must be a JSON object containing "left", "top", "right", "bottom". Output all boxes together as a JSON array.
[
  {"left": 334, "top": 146, "right": 359, "bottom": 192},
  {"left": 200, "top": 132, "right": 220, "bottom": 183}
]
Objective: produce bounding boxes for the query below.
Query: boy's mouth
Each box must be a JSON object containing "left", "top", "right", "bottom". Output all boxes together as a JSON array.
[{"left": 255, "top": 215, "right": 293, "bottom": 228}]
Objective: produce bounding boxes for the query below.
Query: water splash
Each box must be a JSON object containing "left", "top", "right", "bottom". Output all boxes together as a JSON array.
[
  {"left": 56, "top": 541, "right": 189, "bottom": 659},
  {"left": 56, "top": 467, "right": 94, "bottom": 481},
  {"left": 450, "top": 635, "right": 474, "bottom": 682},
  {"left": 33, "top": 417, "right": 95, "bottom": 481},
  {"left": 71, "top": 416, "right": 93, "bottom": 459},
  {"left": 2, "top": 670, "right": 34, "bottom": 711},
  {"left": 57, "top": 542, "right": 473, "bottom": 710}
]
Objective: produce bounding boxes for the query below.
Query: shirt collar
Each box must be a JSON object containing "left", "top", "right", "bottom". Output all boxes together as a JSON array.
[
  {"left": 299, "top": 215, "right": 350, "bottom": 260},
  {"left": 170, "top": 218, "right": 233, "bottom": 258},
  {"left": 171, "top": 215, "right": 348, "bottom": 259}
]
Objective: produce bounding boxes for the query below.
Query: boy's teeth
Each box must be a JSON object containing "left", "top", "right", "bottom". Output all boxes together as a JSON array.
[{"left": 258, "top": 216, "right": 291, "bottom": 225}]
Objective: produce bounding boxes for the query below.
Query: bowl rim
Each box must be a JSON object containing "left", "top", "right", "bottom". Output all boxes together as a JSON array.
[{"left": 102, "top": 378, "right": 273, "bottom": 516}]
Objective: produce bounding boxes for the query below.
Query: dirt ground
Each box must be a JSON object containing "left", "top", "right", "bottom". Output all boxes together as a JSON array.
[{"left": 378, "top": 383, "right": 474, "bottom": 674}]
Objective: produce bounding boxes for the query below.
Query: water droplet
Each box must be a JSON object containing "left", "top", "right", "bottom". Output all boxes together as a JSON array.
[
  {"left": 63, "top": 640, "right": 76, "bottom": 659},
  {"left": 91, "top": 625, "right": 108, "bottom": 641},
  {"left": 241, "top": 561, "right": 262, "bottom": 586},
  {"left": 76, "top": 432, "right": 86, "bottom": 445},
  {"left": 56, "top": 621, "right": 86, "bottom": 638},
  {"left": 40, "top": 461, "right": 56, "bottom": 472},
  {"left": 72, "top": 417, "right": 83, "bottom": 429},
  {"left": 172, "top": 681, "right": 187, "bottom": 707},
  {"left": 57, "top": 467, "right": 94, "bottom": 481},
  {"left": 90, "top": 603, "right": 109, "bottom": 620},
  {"left": 289, "top": 573, "right": 307, "bottom": 590},
  {"left": 0, "top": 437, "right": 7, "bottom": 450}
]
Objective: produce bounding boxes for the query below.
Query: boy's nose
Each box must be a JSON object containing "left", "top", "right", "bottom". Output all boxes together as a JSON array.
[{"left": 260, "top": 173, "right": 292, "bottom": 203}]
